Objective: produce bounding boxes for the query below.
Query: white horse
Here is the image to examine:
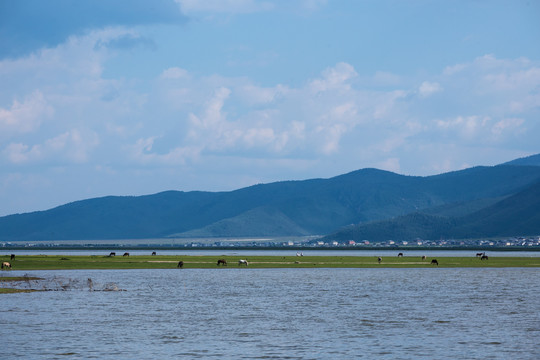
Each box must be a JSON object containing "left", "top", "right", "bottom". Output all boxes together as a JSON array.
[{"left": 238, "top": 259, "right": 249, "bottom": 266}]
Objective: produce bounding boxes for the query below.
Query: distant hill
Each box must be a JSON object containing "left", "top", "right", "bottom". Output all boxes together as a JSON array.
[
  {"left": 503, "top": 153, "right": 540, "bottom": 167},
  {"left": 1, "top": 155, "right": 540, "bottom": 241},
  {"left": 322, "top": 180, "right": 540, "bottom": 243}
]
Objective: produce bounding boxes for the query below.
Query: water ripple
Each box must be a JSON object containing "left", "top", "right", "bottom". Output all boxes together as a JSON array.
[{"left": 2, "top": 268, "right": 539, "bottom": 359}]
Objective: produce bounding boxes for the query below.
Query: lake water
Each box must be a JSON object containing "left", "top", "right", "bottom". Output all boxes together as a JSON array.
[{"left": 2, "top": 268, "right": 539, "bottom": 359}]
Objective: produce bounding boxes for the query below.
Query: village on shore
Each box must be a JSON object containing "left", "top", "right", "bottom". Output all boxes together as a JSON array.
[{"left": 1, "top": 235, "right": 539, "bottom": 250}]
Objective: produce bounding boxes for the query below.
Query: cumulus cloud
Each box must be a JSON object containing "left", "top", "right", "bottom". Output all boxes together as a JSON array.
[
  {"left": 3, "top": 129, "right": 99, "bottom": 164},
  {"left": 436, "top": 116, "right": 490, "bottom": 139},
  {"left": 309, "top": 62, "right": 357, "bottom": 93},
  {"left": 0, "top": 91, "right": 53, "bottom": 136},
  {"left": 418, "top": 81, "right": 442, "bottom": 98},
  {"left": 2, "top": 23, "right": 539, "bottom": 203},
  {"left": 127, "top": 136, "right": 199, "bottom": 165}
]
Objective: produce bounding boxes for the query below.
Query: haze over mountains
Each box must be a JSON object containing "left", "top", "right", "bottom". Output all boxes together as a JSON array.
[{"left": 1, "top": 154, "right": 540, "bottom": 242}]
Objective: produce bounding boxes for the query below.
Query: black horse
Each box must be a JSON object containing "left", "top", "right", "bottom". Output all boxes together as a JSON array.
[
  {"left": 177, "top": 261, "right": 184, "bottom": 268},
  {"left": 481, "top": 254, "right": 489, "bottom": 260},
  {"left": 377, "top": 257, "right": 382, "bottom": 264},
  {"left": 217, "top": 259, "right": 227, "bottom": 266},
  {"left": 10, "top": 254, "right": 15, "bottom": 260},
  {"left": 123, "top": 252, "right": 130, "bottom": 257},
  {"left": 152, "top": 251, "right": 157, "bottom": 256},
  {"left": 431, "top": 259, "right": 439, "bottom": 266},
  {"left": 108, "top": 252, "right": 116, "bottom": 257},
  {"left": 398, "top": 252, "right": 404, "bottom": 257}
]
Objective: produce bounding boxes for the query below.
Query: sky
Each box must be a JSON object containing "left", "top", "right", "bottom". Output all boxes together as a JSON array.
[{"left": 1, "top": 0, "right": 539, "bottom": 216}]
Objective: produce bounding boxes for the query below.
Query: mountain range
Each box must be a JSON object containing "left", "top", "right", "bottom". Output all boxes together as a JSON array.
[{"left": 1, "top": 153, "right": 540, "bottom": 242}]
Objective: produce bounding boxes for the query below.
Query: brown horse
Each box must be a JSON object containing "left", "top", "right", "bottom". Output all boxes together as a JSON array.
[
  {"left": 217, "top": 259, "right": 227, "bottom": 266},
  {"left": 1, "top": 262, "right": 11, "bottom": 269},
  {"left": 421, "top": 255, "right": 426, "bottom": 261},
  {"left": 177, "top": 261, "right": 184, "bottom": 268},
  {"left": 123, "top": 252, "right": 130, "bottom": 257},
  {"left": 431, "top": 259, "right": 439, "bottom": 266}
]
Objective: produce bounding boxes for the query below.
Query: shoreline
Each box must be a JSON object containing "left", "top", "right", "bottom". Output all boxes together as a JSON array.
[{"left": 1, "top": 255, "right": 539, "bottom": 270}]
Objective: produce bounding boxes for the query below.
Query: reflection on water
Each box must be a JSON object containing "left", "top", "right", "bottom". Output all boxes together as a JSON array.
[{"left": 2, "top": 268, "right": 540, "bottom": 359}]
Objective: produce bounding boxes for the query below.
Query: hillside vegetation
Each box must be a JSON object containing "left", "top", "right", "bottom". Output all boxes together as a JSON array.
[{"left": 1, "top": 157, "right": 540, "bottom": 241}]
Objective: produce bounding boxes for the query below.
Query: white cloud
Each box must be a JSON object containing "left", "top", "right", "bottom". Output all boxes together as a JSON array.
[
  {"left": 2, "top": 23, "right": 539, "bottom": 215},
  {"left": 2, "top": 129, "right": 99, "bottom": 164},
  {"left": 491, "top": 118, "right": 525, "bottom": 138},
  {"left": 127, "top": 136, "right": 200, "bottom": 165},
  {"left": 418, "top": 81, "right": 442, "bottom": 98},
  {"left": 0, "top": 91, "right": 53, "bottom": 136},
  {"left": 436, "top": 116, "right": 490, "bottom": 139},
  {"left": 309, "top": 62, "right": 357, "bottom": 93}
]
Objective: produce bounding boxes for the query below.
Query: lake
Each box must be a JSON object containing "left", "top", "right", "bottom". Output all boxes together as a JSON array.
[{"left": 2, "top": 268, "right": 539, "bottom": 359}]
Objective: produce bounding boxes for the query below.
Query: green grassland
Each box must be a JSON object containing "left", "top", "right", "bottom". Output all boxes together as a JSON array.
[
  {"left": 0, "top": 276, "right": 43, "bottom": 293},
  {"left": 2, "top": 254, "right": 539, "bottom": 270}
]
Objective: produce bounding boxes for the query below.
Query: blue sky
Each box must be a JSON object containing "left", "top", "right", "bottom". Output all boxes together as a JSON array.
[{"left": 1, "top": 0, "right": 539, "bottom": 216}]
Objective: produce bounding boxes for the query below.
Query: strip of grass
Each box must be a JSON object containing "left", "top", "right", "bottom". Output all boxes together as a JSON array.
[
  {"left": 1, "top": 255, "right": 539, "bottom": 270},
  {"left": 0, "top": 276, "right": 44, "bottom": 293}
]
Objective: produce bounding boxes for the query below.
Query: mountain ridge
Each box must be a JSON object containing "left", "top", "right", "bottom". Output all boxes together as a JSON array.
[{"left": 1, "top": 156, "right": 539, "bottom": 241}]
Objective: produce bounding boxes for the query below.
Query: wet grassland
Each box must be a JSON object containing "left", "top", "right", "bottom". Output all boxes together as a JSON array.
[
  {"left": 2, "top": 254, "right": 538, "bottom": 293},
  {"left": 2, "top": 254, "right": 539, "bottom": 271}
]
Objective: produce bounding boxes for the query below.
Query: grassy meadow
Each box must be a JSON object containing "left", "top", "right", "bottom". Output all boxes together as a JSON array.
[{"left": 1, "top": 254, "right": 539, "bottom": 270}]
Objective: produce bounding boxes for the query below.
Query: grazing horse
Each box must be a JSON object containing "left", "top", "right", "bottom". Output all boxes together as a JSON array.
[
  {"left": 217, "top": 259, "right": 227, "bottom": 266},
  {"left": 151, "top": 251, "right": 157, "bottom": 256},
  {"left": 398, "top": 252, "right": 404, "bottom": 257},
  {"left": 421, "top": 255, "right": 426, "bottom": 261},
  {"left": 431, "top": 259, "right": 439, "bottom": 266},
  {"left": 10, "top": 254, "right": 15, "bottom": 260},
  {"left": 123, "top": 252, "right": 130, "bottom": 257},
  {"left": 1, "top": 262, "right": 11, "bottom": 270},
  {"left": 108, "top": 252, "right": 116, "bottom": 257},
  {"left": 377, "top": 257, "right": 382, "bottom": 264},
  {"left": 177, "top": 261, "right": 184, "bottom": 268},
  {"left": 481, "top": 254, "right": 489, "bottom": 260},
  {"left": 238, "top": 259, "right": 249, "bottom": 266}
]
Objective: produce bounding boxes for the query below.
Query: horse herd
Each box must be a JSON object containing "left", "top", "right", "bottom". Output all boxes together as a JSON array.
[
  {"left": 377, "top": 253, "right": 439, "bottom": 265},
  {"left": 216, "top": 259, "right": 249, "bottom": 266},
  {"left": 1, "top": 252, "right": 492, "bottom": 270},
  {"left": 1, "top": 253, "right": 15, "bottom": 270}
]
